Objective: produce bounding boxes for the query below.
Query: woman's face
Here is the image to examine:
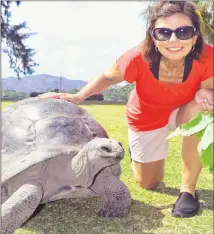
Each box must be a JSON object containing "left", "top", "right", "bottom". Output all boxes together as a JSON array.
[{"left": 152, "top": 13, "right": 198, "bottom": 61}]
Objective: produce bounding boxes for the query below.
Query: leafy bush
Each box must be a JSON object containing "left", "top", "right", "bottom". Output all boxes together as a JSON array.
[{"left": 167, "top": 112, "right": 214, "bottom": 173}]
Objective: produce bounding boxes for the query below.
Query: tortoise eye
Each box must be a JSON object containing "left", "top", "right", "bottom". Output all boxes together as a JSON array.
[{"left": 101, "top": 146, "right": 112, "bottom": 153}]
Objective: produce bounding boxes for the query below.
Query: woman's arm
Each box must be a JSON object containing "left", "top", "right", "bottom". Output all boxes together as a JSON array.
[
  {"left": 39, "top": 63, "right": 123, "bottom": 103},
  {"left": 77, "top": 63, "right": 123, "bottom": 100},
  {"left": 200, "top": 77, "right": 214, "bottom": 89},
  {"left": 195, "top": 77, "right": 214, "bottom": 112}
]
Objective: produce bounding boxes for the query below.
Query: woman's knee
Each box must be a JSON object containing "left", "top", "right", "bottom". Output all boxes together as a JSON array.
[
  {"left": 136, "top": 177, "right": 163, "bottom": 190},
  {"left": 131, "top": 159, "right": 165, "bottom": 190},
  {"left": 177, "top": 99, "right": 201, "bottom": 126},
  {"left": 133, "top": 167, "right": 164, "bottom": 190}
]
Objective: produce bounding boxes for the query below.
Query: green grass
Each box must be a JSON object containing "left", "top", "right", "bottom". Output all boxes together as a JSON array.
[{"left": 2, "top": 101, "right": 213, "bottom": 234}]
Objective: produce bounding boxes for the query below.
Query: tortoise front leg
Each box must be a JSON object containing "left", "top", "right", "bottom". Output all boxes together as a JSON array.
[
  {"left": 90, "top": 167, "right": 131, "bottom": 217},
  {"left": 1, "top": 182, "right": 43, "bottom": 234}
]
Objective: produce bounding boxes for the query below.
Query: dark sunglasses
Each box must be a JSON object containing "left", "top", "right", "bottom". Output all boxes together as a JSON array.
[{"left": 151, "top": 26, "right": 197, "bottom": 41}]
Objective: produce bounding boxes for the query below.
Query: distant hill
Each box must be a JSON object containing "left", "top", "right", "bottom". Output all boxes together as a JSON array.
[{"left": 2, "top": 74, "right": 87, "bottom": 94}]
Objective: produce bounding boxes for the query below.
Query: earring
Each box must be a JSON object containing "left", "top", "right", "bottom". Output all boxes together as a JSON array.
[
  {"left": 191, "top": 45, "right": 195, "bottom": 51},
  {"left": 155, "top": 46, "right": 159, "bottom": 52}
]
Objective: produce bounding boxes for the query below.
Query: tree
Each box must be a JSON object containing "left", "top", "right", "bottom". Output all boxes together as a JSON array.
[
  {"left": 68, "top": 89, "right": 80, "bottom": 94},
  {"left": 1, "top": 1, "right": 38, "bottom": 79},
  {"left": 195, "top": 1, "right": 214, "bottom": 45},
  {"left": 103, "top": 83, "right": 135, "bottom": 102},
  {"left": 85, "top": 94, "right": 104, "bottom": 101},
  {"left": 195, "top": 1, "right": 213, "bottom": 27}
]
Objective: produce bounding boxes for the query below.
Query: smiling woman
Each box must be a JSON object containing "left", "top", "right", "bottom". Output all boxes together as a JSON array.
[{"left": 39, "top": 0, "right": 213, "bottom": 219}]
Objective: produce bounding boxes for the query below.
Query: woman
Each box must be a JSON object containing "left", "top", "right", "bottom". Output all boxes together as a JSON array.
[{"left": 40, "top": 1, "right": 213, "bottom": 217}]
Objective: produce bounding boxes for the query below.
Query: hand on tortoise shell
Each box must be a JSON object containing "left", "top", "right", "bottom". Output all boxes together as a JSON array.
[
  {"left": 38, "top": 92, "right": 84, "bottom": 104},
  {"left": 38, "top": 92, "right": 64, "bottom": 99}
]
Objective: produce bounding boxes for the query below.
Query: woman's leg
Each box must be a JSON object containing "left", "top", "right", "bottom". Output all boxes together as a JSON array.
[
  {"left": 180, "top": 135, "right": 202, "bottom": 195},
  {"left": 172, "top": 99, "right": 202, "bottom": 217},
  {"left": 131, "top": 159, "right": 165, "bottom": 189},
  {"left": 128, "top": 126, "right": 168, "bottom": 190},
  {"left": 176, "top": 99, "right": 202, "bottom": 195}
]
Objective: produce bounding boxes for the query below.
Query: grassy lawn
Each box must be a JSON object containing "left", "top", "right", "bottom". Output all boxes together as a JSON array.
[{"left": 2, "top": 101, "right": 213, "bottom": 234}]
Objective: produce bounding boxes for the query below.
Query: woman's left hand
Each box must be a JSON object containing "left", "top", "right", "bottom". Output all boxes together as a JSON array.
[
  {"left": 195, "top": 88, "right": 214, "bottom": 112},
  {"left": 38, "top": 92, "right": 66, "bottom": 99}
]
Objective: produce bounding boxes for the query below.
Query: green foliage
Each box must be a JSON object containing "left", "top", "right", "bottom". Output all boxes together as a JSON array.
[
  {"left": 195, "top": 2, "right": 214, "bottom": 45},
  {"left": 68, "top": 89, "right": 80, "bottom": 94},
  {"left": 103, "top": 83, "right": 135, "bottom": 102},
  {"left": 195, "top": 1, "right": 214, "bottom": 28},
  {"left": 1, "top": 1, "right": 38, "bottom": 79},
  {"left": 200, "top": 143, "right": 213, "bottom": 173},
  {"left": 198, "top": 123, "right": 214, "bottom": 173},
  {"left": 168, "top": 112, "right": 214, "bottom": 173},
  {"left": 191, "top": 1, "right": 213, "bottom": 44},
  {"left": 2, "top": 90, "right": 28, "bottom": 100}
]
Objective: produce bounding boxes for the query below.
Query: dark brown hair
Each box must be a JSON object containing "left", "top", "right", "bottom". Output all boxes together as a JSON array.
[{"left": 142, "top": 0, "right": 205, "bottom": 66}]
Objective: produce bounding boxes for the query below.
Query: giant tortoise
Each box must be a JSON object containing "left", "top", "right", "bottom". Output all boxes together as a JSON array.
[{"left": 1, "top": 97, "right": 131, "bottom": 234}]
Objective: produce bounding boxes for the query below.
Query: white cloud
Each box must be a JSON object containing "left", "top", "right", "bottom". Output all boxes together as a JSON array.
[{"left": 2, "top": 1, "right": 149, "bottom": 80}]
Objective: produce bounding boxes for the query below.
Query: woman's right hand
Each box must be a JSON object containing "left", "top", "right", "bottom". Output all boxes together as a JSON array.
[
  {"left": 195, "top": 88, "right": 214, "bottom": 112},
  {"left": 38, "top": 92, "right": 85, "bottom": 104}
]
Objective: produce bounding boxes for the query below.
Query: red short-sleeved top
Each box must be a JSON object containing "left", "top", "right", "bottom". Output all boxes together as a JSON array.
[{"left": 116, "top": 43, "right": 213, "bottom": 131}]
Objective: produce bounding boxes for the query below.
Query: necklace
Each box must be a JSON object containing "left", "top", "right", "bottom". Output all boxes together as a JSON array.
[
  {"left": 162, "top": 59, "right": 173, "bottom": 76},
  {"left": 162, "top": 58, "right": 184, "bottom": 77},
  {"left": 167, "top": 71, "right": 172, "bottom": 76}
]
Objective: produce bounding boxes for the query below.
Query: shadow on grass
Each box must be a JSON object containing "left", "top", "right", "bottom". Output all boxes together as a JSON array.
[
  {"left": 18, "top": 198, "right": 164, "bottom": 234},
  {"left": 153, "top": 184, "right": 213, "bottom": 210}
]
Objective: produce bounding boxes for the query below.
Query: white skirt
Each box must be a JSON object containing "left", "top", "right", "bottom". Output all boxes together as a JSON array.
[{"left": 128, "top": 108, "right": 179, "bottom": 163}]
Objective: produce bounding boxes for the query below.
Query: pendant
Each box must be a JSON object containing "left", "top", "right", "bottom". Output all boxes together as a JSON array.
[{"left": 168, "top": 72, "right": 172, "bottom": 76}]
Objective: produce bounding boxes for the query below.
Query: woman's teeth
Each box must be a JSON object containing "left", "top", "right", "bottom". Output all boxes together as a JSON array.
[{"left": 167, "top": 47, "right": 182, "bottom": 51}]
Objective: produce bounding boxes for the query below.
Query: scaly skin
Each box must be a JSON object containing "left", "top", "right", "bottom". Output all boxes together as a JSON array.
[
  {"left": 1, "top": 183, "right": 43, "bottom": 234},
  {"left": 90, "top": 167, "right": 131, "bottom": 217}
]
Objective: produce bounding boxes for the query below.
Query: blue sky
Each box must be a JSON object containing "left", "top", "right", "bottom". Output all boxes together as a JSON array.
[{"left": 2, "top": 1, "right": 149, "bottom": 81}]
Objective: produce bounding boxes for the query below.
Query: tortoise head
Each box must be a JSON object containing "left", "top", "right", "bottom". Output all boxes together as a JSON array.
[
  {"left": 71, "top": 138, "right": 124, "bottom": 187},
  {"left": 85, "top": 137, "right": 124, "bottom": 164}
]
